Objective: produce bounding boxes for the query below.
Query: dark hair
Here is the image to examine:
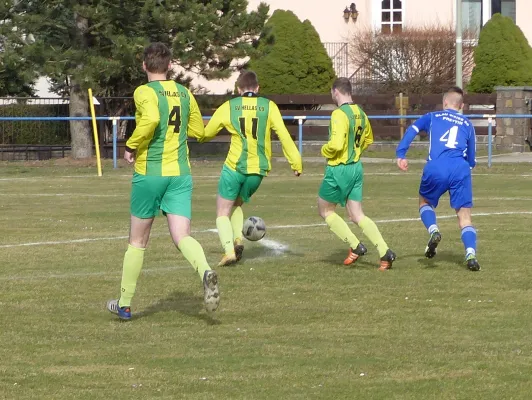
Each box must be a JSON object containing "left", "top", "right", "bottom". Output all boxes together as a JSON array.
[
  {"left": 236, "top": 70, "right": 259, "bottom": 91},
  {"left": 332, "top": 78, "right": 352, "bottom": 95},
  {"left": 143, "top": 42, "right": 172, "bottom": 74}
]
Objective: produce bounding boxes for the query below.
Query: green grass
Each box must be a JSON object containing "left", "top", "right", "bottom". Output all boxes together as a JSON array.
[{"left": 1, "top": 159, "right": 532, "bottom": 399}]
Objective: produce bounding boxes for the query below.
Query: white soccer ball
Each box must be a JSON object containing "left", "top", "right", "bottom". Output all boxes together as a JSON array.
[{"left": 242, "top": 216, "right": 266, "bottom": 241}]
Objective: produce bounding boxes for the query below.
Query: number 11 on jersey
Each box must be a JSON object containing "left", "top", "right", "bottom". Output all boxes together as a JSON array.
[{"left": 440, "top": 126, "right": 459, "bottom": 149}]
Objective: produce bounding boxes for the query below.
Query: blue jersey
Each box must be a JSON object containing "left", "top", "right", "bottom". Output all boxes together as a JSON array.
[{"left": 396, "top": 109, "right": 476, "bottom": 168}]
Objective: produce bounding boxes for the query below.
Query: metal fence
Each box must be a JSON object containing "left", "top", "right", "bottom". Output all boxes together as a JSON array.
[
  {"left": 0, "top": 114, "right": 524, "bottom": 168},
  {"left": 323, "top": 42, "right": 349, "bottom": 78}
]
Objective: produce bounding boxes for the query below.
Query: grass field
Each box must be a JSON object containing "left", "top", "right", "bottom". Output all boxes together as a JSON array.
[{"left": 1, "top": 158, "right": 532, "bottom": 400}]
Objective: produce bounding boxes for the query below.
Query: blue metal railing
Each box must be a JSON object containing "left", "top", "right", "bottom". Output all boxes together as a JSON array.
[{"left": 0, "top": 114, "right": 530, "bottom": 169}]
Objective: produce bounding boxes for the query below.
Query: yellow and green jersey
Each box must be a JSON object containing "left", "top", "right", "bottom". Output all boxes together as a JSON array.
[
  {"left": 202, "top": 93, "right": 302, "bottom": 176},
  {"left": 126, "top": 80, "right": 204, "bottom": 176},
  {"left": 321, "top": 103, "right": 373, "bottom": 166}
]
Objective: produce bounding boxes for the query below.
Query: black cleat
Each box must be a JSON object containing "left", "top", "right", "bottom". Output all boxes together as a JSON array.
[
  {"left": 379, "top": 249, "right": 396, "bottom": 271},
  {"left": 424, "top": 231, "right": 442, "bottom": 259},
  {"left": 466, "top": 255, "right": 481, "bottom": 271}
]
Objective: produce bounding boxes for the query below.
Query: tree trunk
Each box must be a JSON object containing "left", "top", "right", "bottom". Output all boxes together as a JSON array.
[{"left": 69, "top": 82, "right": 92, "bottom": 159}]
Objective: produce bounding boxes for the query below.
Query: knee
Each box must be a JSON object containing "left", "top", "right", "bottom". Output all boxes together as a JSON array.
[
  {"left": 319, "top": 209, "right": 332, "bottom": 220},
  {"left": 457, "top": 216, "right": 472, "bottom": 229}
]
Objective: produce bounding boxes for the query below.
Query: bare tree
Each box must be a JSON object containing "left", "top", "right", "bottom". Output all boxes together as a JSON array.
[{"left": 349, "top": 26, "right": 476, "bottom": 94}]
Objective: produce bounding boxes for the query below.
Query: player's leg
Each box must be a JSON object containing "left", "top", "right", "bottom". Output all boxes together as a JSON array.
[
  {"left": 347, "top": 200, "right": 396, "bottom": 271},
  {"left": 216, "top": 166, "right": 243, "bottom": 266},
  {"left": 451, "top": 170, "right": 480, "bottom": 271},
  {"left": 162, "top": 175, "right": 220, "bottom": 310},
  {"left": 345, "top": 162, "right": 395, "bottom": 270},
  {"left": 231, "top": 197, "right": 245, "bottom": 260},
  {"left": 107, "top": 173, "right": 161, "bottom": 320},
  {"left": 233, "top": 174, "right": 263, "bottom": 262},
  {"left": 419, "top": 164, "right": 445, "bottom": 259},
  {"left": 318, "top": 165, "right": 365, "bottom": 266}
]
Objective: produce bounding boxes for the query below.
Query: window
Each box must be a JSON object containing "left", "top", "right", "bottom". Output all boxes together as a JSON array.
[
  {"left": 381, "top": 0, "right": 403, "bottom": 34},
  {"left": 492, "top": 0, "right": 516, "bottom": 22},
  {"left": 462, "top": 0, "right": 482, "bottom": 37}
]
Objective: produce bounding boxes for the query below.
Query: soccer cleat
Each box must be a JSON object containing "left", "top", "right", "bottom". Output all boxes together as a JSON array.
[
  {"left": 203, "top": 270, "right": 220, "bottom": 312},
  {"left": 466, "top": 254, "right": 481, "bottom": 271},
  {"left": 234, "top": 239, "right": 244, "bottom": 262},
  {"left": 217, "top": 252, "right": 237, "bottom": 267},
  {"left": 424, "top": 231, "right": 442, "bottom": 259},
  {"left": 106, "top": 299, "right": 132, "bottom": 320},
  {"left": 343, "top": 243, "right": 368, "bottom": 265},
  {"left": 379, "top": 249, "right": 396, "bottom": 271}
]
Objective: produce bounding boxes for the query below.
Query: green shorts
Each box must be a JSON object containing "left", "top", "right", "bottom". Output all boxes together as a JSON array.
[
  {"left": 130, "top": 172, "right": 193, "bottom": 219},
  {"left": 218, "top": 165, "right": 263, "bottom": 203},
  {"left": 318, "top": 163, "right": 363, "bottom": 206}
]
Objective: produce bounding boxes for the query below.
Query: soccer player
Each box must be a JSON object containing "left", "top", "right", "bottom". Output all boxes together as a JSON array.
[
  {"left": 106, "top": 42, "right": 220, "bottom": 320},
  {"left": 395, "top": 86, "right": 480, "bottom": 271},
  {"left": 318, "top": 78, "right": 396, "bottom": 271},
  {"left": 199, "top": 70, "right": 302, "bottom": 267}
]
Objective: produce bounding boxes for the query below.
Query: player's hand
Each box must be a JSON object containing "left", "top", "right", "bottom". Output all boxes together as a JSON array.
[
  {"left": 397, "top": 158, "right": 408, "bottom": 171},
  {"left": 294, "top": 170, "right": 301, "bottom": 177},
  {"left": 124, "top": 150, "right": 135, "bottom": 165}
]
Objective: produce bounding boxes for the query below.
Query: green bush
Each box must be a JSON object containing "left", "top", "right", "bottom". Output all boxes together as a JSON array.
[
  {"left": 0, "top": 103, "right": 70, "bottom": 145},
  {"left": 247, "top": 10, "right": 336, "bottom": 94},
  {"left": 468, "top": 14, "right": 532, "bottom": 93}
]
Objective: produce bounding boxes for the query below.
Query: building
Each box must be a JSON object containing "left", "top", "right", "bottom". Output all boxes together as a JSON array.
[{"left": 34, "top": 0, "right": 530, "bottom": 96}]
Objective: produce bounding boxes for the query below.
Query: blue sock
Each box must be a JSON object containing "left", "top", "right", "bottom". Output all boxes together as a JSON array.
[
  {"left": 461, "top": 226, "right": 477, "bottom": 257},
  {"left": 419, "top": 205, "right": 438, "bottom": 234}
]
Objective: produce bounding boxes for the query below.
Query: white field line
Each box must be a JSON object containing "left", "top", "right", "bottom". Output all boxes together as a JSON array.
[{"left": 2, "top": 211, "right": 531, "bottom": 250}]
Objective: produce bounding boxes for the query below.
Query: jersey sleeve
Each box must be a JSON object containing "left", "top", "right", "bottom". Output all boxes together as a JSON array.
[
  {"left": 360, "top": 112, "right": 373, "bottom": 153},
  {"left": 200, "top": 102, "right": 230, "bottom": 143},
  {"left": 466, "top": 123, "right": 477, "bottom": 168},
  {"left": 187, "top": 91, "right": 205, "bottom": 140},
  {"left": 321, "top": 109, "right": 348, "bottom": 159},
  {"left": 269, "top": 102, "right": 303, "bottom": 173},
  {"left": 126, "top": 86, "right": 160, "bottom": 151},
  {"left": 396, "top": 112, "right": 431, "bottom": 159}
]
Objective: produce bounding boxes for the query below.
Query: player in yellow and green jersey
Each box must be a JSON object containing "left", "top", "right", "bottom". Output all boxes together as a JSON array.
[
  {"left": 106, "top": 42, "right": 219, "bottom": 320},
  {"left": 199, "top": 70, "right": 302, "bottom": 267},
  {"left": 318, "top": 78, "right": 396, "bottom": 271}
]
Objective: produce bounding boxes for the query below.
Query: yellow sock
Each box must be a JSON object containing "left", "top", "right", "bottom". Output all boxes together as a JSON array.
[
  {"left": 358, "top": 216, "right": 388, "bottom": 257},
  {"left": 216, "top": 216, "right": 235, "bottom": 255},
  {"left": 325, "top": 213, "right": 360, "bottom": 249},
  {"left": 178, "top": 236, "right": 211, "bottom": 281},
  {"left": 119, "top": 244, "right": 145, "bottom": 308},
  {"left": 231, "top": 206, "right": 244, "bottom": 242}
]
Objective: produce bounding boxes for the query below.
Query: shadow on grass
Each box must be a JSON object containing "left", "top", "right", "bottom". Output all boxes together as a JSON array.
[
  {"left": 417, "top": 251, "right": 465, "bottom": 269},
  {"left": 134, "top": 290, "right": 221, "bottom": 325}
]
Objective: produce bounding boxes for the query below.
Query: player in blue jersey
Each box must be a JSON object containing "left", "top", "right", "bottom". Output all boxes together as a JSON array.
[{"left": 395, "top": 87, "right": 480, "bottom": 271}]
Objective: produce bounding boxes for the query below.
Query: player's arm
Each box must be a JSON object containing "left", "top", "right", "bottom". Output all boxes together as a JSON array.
[
  {"left": 466, "top": 124, "right": 477, "bottom": 169},
  {"left": 396, "top": 113, "right": 431, "bottom": 160},
  {"left": 125, "top": 86, "right": 159, "bottom": 153},
  {"left": 199, "top": 102, "right": 230, "bottom": 143},
  {"left": 359, "top": 112, "right": 373, "bottom": 153},
  {"left": 269, "top": 102, "right": 303, "bottom": 175},
  {"left": 186, "top": 91, "right": 205, "bottom": 140},
  {"left": 321, "top": 110, "right": 348, "bottom": 158}
]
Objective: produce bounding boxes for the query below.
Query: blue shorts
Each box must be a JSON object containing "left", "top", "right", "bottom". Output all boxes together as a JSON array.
[{"left": 419, "top": 160, "right": 473, "bottom": 209}]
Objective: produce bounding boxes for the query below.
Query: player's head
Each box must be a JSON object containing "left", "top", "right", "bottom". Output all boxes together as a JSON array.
[
  {"left": 443, "top": 86, "right": 464, "bottom": 111},
  {"left": 236, "top": 70, "right": 259, "bottom": 94},
  {"left": 143, "top": 42, "right": 172, "bottom": 75},
  {"left": 331, "top": 78, "right": 353, "bottom": 105}
]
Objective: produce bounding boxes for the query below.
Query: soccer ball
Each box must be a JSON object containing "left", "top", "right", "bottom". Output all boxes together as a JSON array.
[{"left": 242, "top": 216, "right": 266, "bottom": 241}]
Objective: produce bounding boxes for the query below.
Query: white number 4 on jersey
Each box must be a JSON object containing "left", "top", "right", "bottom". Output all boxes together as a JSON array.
[{"left": 439, "top": 126, "right": 459, "bottom": 149}]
